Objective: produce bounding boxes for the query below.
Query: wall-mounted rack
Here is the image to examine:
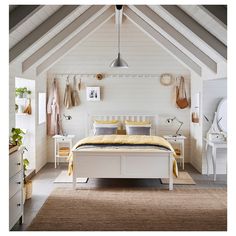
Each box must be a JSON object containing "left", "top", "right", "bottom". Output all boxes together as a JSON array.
[{"left": 53, "top": 73, "right": 163, "bottom": 79}]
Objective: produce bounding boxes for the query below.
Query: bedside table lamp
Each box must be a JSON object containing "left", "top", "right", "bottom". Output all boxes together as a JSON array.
[{"left": 166, "top": 117, "right": 184, "bottom": 136}]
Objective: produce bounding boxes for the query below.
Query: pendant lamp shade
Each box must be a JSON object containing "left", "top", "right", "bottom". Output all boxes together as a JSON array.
[
  {"left": 110, "top": 5, "right": 128, "bottom": 68},
  {"left": 110, "top": 53, "right": 128, "bottom": 68}
]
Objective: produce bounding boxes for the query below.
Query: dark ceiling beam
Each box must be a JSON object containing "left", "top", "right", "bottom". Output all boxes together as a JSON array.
[
  {"left": 202, "top": 5, "right": 227, "bottom": 26},
  {"left": 162, "top": 5, "right": 227, "bottom": 60},
  {"left": 9, "top": 5, "right": 43, "bottom": 33}
]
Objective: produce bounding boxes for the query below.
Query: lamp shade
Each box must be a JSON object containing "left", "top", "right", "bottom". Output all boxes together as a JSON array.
[
  {"left": 110, "top": 5, "right": 128, "bottom": 68},
  {"left": 110, "top": 53, "right": 128, "bottom": 68}
]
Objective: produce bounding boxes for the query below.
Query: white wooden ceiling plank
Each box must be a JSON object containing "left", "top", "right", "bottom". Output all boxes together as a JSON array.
[
  {"left": 124, "top": 7, "right": 201, "bottom": 76},
  {"left": 36, "top": 7, "right": 114, "bottom": 75}
]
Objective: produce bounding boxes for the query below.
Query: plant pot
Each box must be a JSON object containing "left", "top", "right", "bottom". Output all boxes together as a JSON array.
[
  {"left": 17, "top": 94, "right": 24, "bottom": 98},
  {"left": 25, "top": 180, "right": 32, "bottom": 200}
]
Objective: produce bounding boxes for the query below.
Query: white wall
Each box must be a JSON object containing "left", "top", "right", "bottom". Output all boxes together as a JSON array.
[
  {"left": 202, "top": 78, "right": 227, "bottom": 174},
  {"left": 47, "top": 17, "right": 191, "bottom": 162},
  {"left": 35, "top": 73, "right": 47, "bottom": 172},
  {"left": 190, "top": 72, "right": 203, "bottom": 172}
]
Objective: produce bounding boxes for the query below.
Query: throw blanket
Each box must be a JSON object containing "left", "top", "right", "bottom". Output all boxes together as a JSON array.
[{"left": 68, "top": 135, "right": 178, "bottom": 177}]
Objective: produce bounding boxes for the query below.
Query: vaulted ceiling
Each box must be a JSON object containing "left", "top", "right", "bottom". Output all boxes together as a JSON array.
[{"left": 9, "top": 5, "right": 227, "bottom": 77}]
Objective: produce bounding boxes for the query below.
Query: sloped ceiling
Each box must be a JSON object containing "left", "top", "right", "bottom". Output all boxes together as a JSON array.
[
  {"left": 48, "top": 15, "right": 190, "bottom": 75},
  {"left": 9, "top": 5, "right": 227, "bottom": 78}
]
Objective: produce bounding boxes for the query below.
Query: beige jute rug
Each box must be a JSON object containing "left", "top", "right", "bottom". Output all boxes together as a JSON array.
[
  {"left": 27, "top": 187, "right": 226, "bottom": 231},
  {"left": 54, "top": 171, "right": 88, "bottom": 183},
  {"left": 161, "top": 171, "right": 196, "bottom": 185}
]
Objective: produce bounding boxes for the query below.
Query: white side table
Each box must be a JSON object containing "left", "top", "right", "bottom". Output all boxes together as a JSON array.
[
  {"left": 53, "top": 135, "right": 75, "bottom": 168},
  {"left": 163, "top": 135, "right": 186, "bottom": 170},
  {"left": 204, "top": 138, "right": 227, "bottom": 181}
]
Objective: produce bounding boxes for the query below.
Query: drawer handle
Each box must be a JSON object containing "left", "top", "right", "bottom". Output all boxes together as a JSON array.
[
  {"left": 17, "top": 181, "right": 21, "bottom": 185},
  {"left": 17, "top": 203, "right": 21, "bottom": 207},
  {"left": 17, "top": 162, "right": 21, "bottom": 166}
]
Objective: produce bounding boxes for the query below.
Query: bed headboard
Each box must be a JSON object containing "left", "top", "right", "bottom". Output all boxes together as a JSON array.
[{"left": 86, "top": 114, "right": 158, "bottom": 136}]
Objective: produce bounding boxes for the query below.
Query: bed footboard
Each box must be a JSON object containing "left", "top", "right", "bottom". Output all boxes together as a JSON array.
[{"left": 73, "top": 151, "right": 173, "bottom": 190}]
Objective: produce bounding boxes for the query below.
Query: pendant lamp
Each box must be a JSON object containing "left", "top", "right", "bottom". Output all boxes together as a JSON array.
[{"left": 110, "top": 5, "right": 128, "bottom": 68}]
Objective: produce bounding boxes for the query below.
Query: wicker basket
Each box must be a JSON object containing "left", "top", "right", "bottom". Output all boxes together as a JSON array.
[{"left": 25, "top": 180, "right": 32, "bottom": 199}]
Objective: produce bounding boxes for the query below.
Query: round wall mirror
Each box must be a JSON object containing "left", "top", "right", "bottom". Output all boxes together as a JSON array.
[{"left": 217, "top": 98, "right": 227, "bottom": 132}]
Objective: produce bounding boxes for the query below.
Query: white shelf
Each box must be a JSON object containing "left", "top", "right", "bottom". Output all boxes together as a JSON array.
[
  {"left": 16, "top": 113, "right": 29, "bottom": 116},
  {"left": 15, "top": 97, "right": 28, "bottom": 101},
  {"left": 56, "top": 155, "right": 69, "bottom": 158}
]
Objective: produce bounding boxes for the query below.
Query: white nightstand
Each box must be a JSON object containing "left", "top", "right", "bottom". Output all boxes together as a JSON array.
[
  {"left": 163, "top": 135, "right": 186, "bottom": 170},
  {"left": 53, "top": 135, "right": 75, "bottom": 168}
]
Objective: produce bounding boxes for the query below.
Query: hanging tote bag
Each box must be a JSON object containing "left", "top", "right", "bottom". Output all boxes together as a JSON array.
[{"left": 176, "top": 76, "right": 189, "bottom": 109}]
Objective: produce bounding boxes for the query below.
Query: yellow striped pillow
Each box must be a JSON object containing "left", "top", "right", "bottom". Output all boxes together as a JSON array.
[
  {"left": 125, "top": 120, "right": 151, "bottom": 126},
  {"left": 94, "top": 120, "right": 119, "bottom": 125}
]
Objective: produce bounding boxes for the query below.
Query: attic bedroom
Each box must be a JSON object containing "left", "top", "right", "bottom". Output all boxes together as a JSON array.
[{"left": 7, "top": 2, "right": 229, "bottom": 232}]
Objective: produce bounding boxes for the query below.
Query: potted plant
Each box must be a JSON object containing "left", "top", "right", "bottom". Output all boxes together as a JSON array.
[
  {"left": 15, "top": 87, "right": 32, "bottom": 98},
  {"left": 9, "top": 128, "right": 25, "bottom": 153},
  {"left": 22, "top": 148, "right": 32, "bottom": 202}
]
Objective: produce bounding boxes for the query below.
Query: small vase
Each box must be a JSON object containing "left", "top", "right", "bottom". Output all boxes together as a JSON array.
[{"left": 18, "top": 105, "right": 24, "bottom": 113}]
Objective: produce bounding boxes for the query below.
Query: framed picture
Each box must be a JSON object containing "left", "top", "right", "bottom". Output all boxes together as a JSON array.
[{"left": 86, "top": 87, "right": 100, "bottom": 101}]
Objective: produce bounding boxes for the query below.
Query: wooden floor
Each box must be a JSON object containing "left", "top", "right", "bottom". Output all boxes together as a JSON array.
[{"left": 12, "top": 163, "right": 227, "bottom": 231}]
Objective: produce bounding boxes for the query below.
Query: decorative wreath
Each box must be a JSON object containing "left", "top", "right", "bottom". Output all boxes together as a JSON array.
[{"left": 160, "top": 74, "right": 173, "bottom": 86}]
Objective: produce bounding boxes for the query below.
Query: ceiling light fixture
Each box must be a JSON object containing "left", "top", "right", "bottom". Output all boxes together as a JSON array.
[{"left": 110, "top": 5, "right": 128, "bottom": 68}]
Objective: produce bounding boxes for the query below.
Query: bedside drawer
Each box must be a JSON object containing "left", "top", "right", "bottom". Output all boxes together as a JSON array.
[
  {"left": 9, "top": 171, "right": 23, "bottom": 199},
  {"left": 9, "top": 151, "right": 22, "bottom": 178},
  {"left": 9, "top": 190, "right": 23, "bottom": 228}
]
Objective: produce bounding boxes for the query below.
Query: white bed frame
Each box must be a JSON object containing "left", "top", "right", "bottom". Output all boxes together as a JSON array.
[{"left": 73, "top": 114, "right": 174, "bottom": 190}]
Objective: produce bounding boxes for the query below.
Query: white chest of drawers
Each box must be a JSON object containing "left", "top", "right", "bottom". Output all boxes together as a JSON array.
[{"left": 9, "top": 148, "right": 24, "bottom": 230}]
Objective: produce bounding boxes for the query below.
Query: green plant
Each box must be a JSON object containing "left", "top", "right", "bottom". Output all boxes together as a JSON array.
[
  {"left": 15, "top": 87, "right": 31, "bottom": 97},
  {"left": 10, "top": 128, "right": 25, "bottom": 146}
]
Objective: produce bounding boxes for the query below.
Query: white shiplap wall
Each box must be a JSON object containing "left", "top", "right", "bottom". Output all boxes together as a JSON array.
[
  {"left": 35, "top": 73, "right": 47, "bottom": 172},
  {"left": 190, "top": 72, "right": 203, "bottom": 172},
  {"left": 47, "top": 17, "right": 191, "bottom": 162}
]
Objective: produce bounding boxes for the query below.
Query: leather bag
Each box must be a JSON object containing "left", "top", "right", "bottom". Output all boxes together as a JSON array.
[{"left": 176, "top": 76, "right": 189, "bottom": 109}]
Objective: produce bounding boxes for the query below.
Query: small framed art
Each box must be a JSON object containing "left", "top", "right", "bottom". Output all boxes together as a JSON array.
[{"left": 86, "top": 87, "right": 100, "bottom": 101}]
